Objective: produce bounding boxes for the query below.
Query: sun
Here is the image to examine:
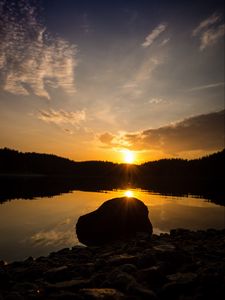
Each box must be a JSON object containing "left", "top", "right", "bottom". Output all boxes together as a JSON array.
[
  {"left": 124, "top": 190, "right": 134, "bottom": 197},
  {"left": 123, "top": 150, "right": 135, "bottom": 164}
]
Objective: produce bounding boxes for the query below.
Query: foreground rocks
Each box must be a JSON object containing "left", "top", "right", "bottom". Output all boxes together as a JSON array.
[
  {"left": 0, "top": 229, "right": 225, "bottom": 299},
  {"left": 76, "top": 197, "right": 153, "bottom": 246}
]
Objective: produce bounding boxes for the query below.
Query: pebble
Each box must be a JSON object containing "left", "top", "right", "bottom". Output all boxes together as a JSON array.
[{"left": 80, "top": 288, "right": 125, "bottom": 299}]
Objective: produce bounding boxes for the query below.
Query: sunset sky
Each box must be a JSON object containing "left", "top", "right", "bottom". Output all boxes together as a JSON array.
[{"left": 0, "top": 0, "right": 224, "bottom": 163}]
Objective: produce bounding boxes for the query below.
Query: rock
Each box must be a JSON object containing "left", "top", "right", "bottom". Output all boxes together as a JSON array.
[
  {"left": 128, "top": 285, "right": 157, "bottom": 300},
  {"left": 106, "top": 270, "right": 137, "bottom": 291},
  {"left": 44, "top": 266, "right": 69, "bottom": 282},
  {"left": 137, "top": 266, "right": 167, "bottom": 288},
  {"left": 153, "top": 244, "right": 176, "bottom": 252},
  {"left": 137, "top": 250, "right": 156, "bottom": 268},
  {"left": 4, "top": 292, "right": 24, "bottom": 300},
  {"left": 0, "top": 267, "right": 9, "bottom": 281},
  {"left": 44, "top": 279, "right": 91, "bottom": 290},
  {"left": 118, "top": 264, "right": 137, "bottom": 274},
  {"left": 167, "top": 272, "right": 198, "bottom": 284},
  {"left": 80, "top": 288, "right": 125, "bottom": 299},
  {"left": 49, "top": 292, "right": 82, "bottom": 300},
  {"left": 12, "top": 281, "right": 39, "bottom": 298},
  {"left": 160, "top": 272, "right": 198, "bottom": 299},
  {"left": 76, "top": 197, "right": 152, "bottom": 246},
  {"left": 0, "top": 261, "right": 6, "bottom": 267},
  {"left": 108, "top": 254, "right": 138, "bottom": 266}
]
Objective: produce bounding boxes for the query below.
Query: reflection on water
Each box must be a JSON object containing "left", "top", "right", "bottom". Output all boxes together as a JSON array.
[{"left": 0, "top": 189, "right": 224, "bottom": 262}]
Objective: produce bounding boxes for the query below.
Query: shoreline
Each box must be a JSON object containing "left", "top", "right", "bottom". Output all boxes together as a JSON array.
[{"left": 0, "top": 228, "right": 224, "bottom": 299}]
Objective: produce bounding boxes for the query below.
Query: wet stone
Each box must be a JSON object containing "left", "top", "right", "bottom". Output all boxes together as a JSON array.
[
  {"left": 137, "top": 265, "right": 167, "bottom": 288},
  {"left": 167, "top": 272, "right": 198, "bottom": 284},
  {"left": 0, "top": 267, "right": 9, "bottom": 283},
  {"left": 12, "top": 282, "right": 39, "bottom": 297},
  {"left": 44, "top": 266, "right": 69, "bottom": 283},
  {"left": 108, "top": 254, "right": 138, "bottom": 266},
  {"left": 44, "top": 279, "right": 91, "bottom": 290},
  {"left": 153, "top": 244, "right": 176, "bottom": 252},
  {"left": 118, "top": 264, "right": 137, "bottom": 274},
  {"left": 48, "top": 291, "right": 82, "bottom": 300},
  {"left": 137, "top": 250, "right": 156, "bottom": 268},
  {"left": 80, "top": 288, "right": 125, "bottom": 299},
  {"left": 106, "top": 270, "right": 137, "bottom": 291},
  {"left": 160, "top": 272, "right": 198, "bottom": 299},
  {"left": 128, "top": 285, "right": 157, "bottom": 300},
  {"left": 4, "top": 292, "right": 25, "bottom": 300}
]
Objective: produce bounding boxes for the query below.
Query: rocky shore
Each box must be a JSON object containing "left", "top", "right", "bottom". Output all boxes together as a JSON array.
[{"left": 0, "top": 229, "right": 225, "bottom": 300}]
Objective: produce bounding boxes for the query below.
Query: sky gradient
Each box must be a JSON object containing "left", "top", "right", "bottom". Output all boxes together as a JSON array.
[{"left": 0, "top": 0, "right": 224, "bottom": 163}]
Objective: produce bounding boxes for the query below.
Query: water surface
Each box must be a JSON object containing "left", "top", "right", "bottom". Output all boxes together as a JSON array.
[{"left": 0, "top": 189, "right": 224, "bottom": 262}]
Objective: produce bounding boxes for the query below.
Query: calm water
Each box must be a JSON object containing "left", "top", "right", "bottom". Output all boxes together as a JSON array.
[{"left": 0, "top": 188, "right": 224, "bottom": 262}]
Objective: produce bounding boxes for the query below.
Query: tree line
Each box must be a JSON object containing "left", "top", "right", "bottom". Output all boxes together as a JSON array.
[{"left": 0, "top": 147, "right": 224, "bottom": 181}]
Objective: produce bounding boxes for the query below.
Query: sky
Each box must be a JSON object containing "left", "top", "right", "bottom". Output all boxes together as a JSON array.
[{"left": 0, "top": 0, "right": 224, "bottom": 163}]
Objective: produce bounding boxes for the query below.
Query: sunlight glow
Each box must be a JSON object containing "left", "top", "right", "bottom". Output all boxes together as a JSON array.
[
  {"left": 124, "top": 190, "right": 134, "bottom": 197},
  {"left": 123, "top": 150, "right": 135, "bottom": 164}
]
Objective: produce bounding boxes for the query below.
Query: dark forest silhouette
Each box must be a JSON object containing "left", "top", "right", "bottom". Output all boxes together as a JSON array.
[{"left": 0, "top": 148, "right": 224, "bottom": 205}]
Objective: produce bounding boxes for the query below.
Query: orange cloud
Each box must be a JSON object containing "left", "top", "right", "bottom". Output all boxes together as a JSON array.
[{"left": 99, "top": 110, "right": 224, "bottom": 156}]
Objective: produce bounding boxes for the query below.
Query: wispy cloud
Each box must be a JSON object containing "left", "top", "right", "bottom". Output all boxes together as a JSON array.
[
  {"left": 136, "top": 56, "right": 163, "bottom": 81},
  {"left": 148, "top": 98, "right": 164, "bottom": 104},
  {"left": 192, "top": 13, "right": 222, "bottom": 36},
  {"left": 160, "top": 38, "right": 170, "bottom": 46},
  {"left": 120, "top": 55, "right": 164, "bottom": 101},
  {"left": 81, "top": 13, "right": 91, "bottom": 33},
  {"left": 192, "top": 12, "right": 224, "bottom": 51},
  {"left": 142, "top": 23, "right": 167, "bottom": 48},
  {"left": 200, "top": 24, "right": 225, "bottom": 51},
  {"left": 99, "top": 110, "right": 225, "bottom": 155},
  {"left": 187, "top": 82, "right": 225, "bottom": 92},
  {"left": 0, "top": 0, "right": 77, "bottom": 99},
  {"left": 37, "top": 109, "right": 86, "bottom": 125}
]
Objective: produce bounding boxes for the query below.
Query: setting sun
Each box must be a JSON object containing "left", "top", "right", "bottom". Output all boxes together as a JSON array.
[
  {"left": 124, "top": 190, "right": 134, "bottom": 197},
  {"left": 123, "top": 150, "right": 135, "bottom": 164}
]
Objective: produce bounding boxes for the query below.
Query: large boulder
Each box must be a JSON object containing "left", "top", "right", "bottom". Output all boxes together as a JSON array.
[{"left": 76, "top": 197, "right": 153, "bottom": 246}]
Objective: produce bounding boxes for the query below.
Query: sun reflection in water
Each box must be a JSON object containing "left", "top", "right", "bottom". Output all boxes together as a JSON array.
[{"left": 124, "top": 190, "right": 134, "bottom": 198}]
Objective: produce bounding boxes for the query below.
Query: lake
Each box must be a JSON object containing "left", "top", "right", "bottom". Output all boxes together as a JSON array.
[{"left": 0, "top": 187, "right": 224, "bottom": 262}]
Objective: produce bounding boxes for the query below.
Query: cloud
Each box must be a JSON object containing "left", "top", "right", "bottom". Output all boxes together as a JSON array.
[
  {"left": 136, "top": 56, "right": 163, "bottom": 82},
  {"left": 192, "top": 13, "right": 222, "bottom": 36},
  {"left": 142, "top": 23, "right": 167, "bottom": 48},
  {"left": 99, "top": 132, "right": 114, "bottom": 144},
  {"left": 192, "top": 12, "right": 224, "bottom": 51},
  {"left": 199, "top": 24, "right": 225, "bottom": 51},
  {"left": 187, "top": 82, "right": 225, "bottom": 92},
  {"left": 81, "top": 13, "right": 91, "bottom": 33},
  {"left": 0, "top": 0, "right": 77, "bottom": 99},
  {"left": 122, "top": 82, "right": 138, "bottom": 89},
  {"left": 122, "top": 56, "right": 164, "bottom": 92},
  {"left": 148, "top": 98, "right": 164, "bottom": 104},
  {"left": 160, "top": 38, "right": 170, "bottom": 46},
  {"left": 98, "top": 132, "right": 130, "bottom": 149},
  {"left": 37, "top": 109, "right": 86, "bottom": 125},
  {"left": 99, "top": 110, "right": 225, "bottom": 155}
]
